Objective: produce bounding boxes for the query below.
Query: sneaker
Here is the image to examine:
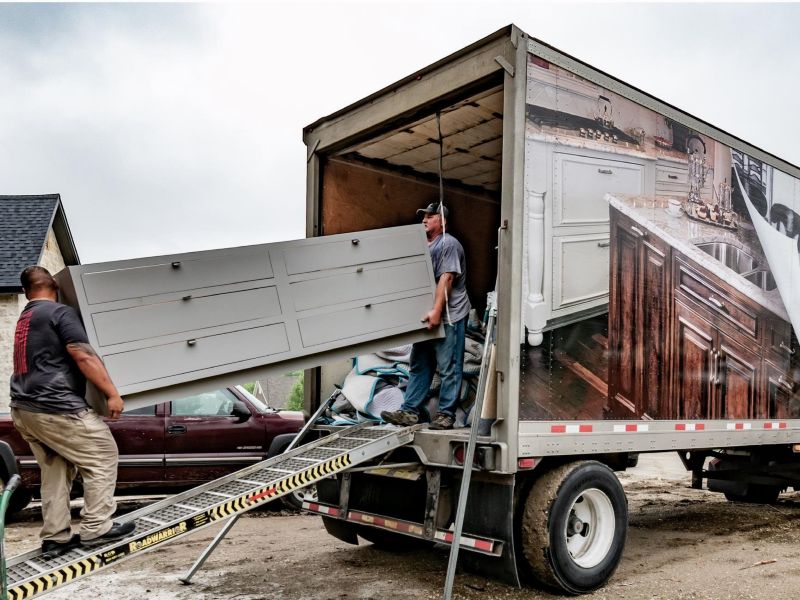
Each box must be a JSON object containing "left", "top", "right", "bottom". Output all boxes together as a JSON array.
[
  {"left": 42, "top": 534, "right": 81, "bottom": 559},
  {"left": 429, "top": 412, "right": 455, "bottom": 430},
  {"left": 380, "top": 409, "right": 419, "bottom": 426},
  {"left": 82, "top": 521, "right": 136, "bottom": 545}
]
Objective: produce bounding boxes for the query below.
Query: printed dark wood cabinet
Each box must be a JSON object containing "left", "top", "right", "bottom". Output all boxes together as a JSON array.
[{"left": 608, "top": 209, "right": 671, "bottom": 418}]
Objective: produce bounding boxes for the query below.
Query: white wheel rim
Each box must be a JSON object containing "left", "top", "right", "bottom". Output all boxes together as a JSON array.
[
  {"left": 563, "top": 488, "right": 615, "bottom": 568},
  {"left": 293, "top": 484, "right": 318, "bottom": 503}
]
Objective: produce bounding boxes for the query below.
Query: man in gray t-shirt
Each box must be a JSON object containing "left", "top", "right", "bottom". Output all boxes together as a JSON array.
[{"left": 382, "top": 202, "right": 471, "bottom": 430}]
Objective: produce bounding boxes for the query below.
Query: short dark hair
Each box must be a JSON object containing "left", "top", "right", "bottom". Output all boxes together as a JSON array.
[{"left": 20, "top": 266, "right": 58, "bottom": 296}]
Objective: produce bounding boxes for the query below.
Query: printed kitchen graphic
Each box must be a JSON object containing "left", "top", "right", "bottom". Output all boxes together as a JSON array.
[{"left": 520, "top": 53, "right": 799, "bottom": 422}]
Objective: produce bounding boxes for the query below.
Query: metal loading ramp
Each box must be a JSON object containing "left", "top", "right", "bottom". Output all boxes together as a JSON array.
[{"left": 5, "top": 423, "right": 418, "bottom": 600}]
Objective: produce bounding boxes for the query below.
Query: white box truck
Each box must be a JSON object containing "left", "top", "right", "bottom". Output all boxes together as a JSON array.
[{"left": 300, "top": 24, "right": 800, "bottom": 593}]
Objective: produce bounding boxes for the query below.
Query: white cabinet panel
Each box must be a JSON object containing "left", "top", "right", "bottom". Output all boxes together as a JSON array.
[
  {"left": 55, "top": 225, "right": 438, "bottom": 409},
  {"left": 553, "top": 153, "right": 644, "bottom": 226},
  {"left": 552, "top": 233, "right": 611, "bottom": 313}
]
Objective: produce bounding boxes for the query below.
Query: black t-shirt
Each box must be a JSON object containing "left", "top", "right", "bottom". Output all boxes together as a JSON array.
[{"left": 10, "top": 300, "right": 90, "bottom": 413}]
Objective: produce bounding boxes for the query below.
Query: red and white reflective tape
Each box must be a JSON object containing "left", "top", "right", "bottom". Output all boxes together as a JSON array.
[
  {"left": 613, "top": 423, "right": 649, "bottom": 433},
  {"left": 675, "top": 423, "right": 705, "bottom": 431},
  {"left": 434, "top": 531, "right": 495, "bottom": 553},
  {"left": 550, "top": 424, "right": 593, "bottom": 433},
  {"left": 726, "top": 422, "right": 752, "bottom": 431},
  {"left": 347, "top": 511, "right": 425, "bottom": 536},
  {"left": 763, "top": 422, "right": 788, "bottom": 429},
  {"left": 302, "top": 502, "right": 340, "bottom": 517}
]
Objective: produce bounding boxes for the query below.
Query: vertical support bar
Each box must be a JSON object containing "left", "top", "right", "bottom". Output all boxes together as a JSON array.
[
  {"left": 443, "top": 302, "right": 497, "bottom": 599},
  {"left": 339, "top": 472, "right": 352, "bottom": 515},
  {"left": 423, "top": 469, "right": 442, "bottom": 539},
  {"left": 179, "top": 514, "right": 241, "bottom": 584}
]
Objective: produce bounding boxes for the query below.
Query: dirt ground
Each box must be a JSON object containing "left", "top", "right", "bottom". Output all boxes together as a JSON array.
[{"left": 5, "top": 453, "right": 800, "bottom": 600}]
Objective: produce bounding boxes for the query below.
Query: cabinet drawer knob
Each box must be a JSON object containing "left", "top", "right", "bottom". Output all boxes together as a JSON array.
[
  {"left": 597, "top": 241, "right": 610, "bottom": 248},
  {"left": 187, "top": 339, "right": 197, "bottom": 346},
  {"left": 598, "top": 168, "right": 613, "bottom": 175},
  {"left": 171, "top": 261, "right": 181, "bottom": 269},
  {"left": 630, "top": 225, "right": 647, "bottom": 238},
  {"left": 356, "top": 267, "right": 363, "bottom": 273},
  {"left": 778, "top": 375, "right": 795, "bottom": 393},
  {"left": 351, "top": 239, "right": 360, "bottom": 246},
  {"left": 708, "top": 295, "right": 725, "bottom": 311},
  {"left": 364, "top": 303, "right": 372, "bottom": 309},
  {"left": 779, "top": 341, "right": 795, "bottom": 356},
  {"left": 182, "top": 295, "right": 192, "bottom": 301},
  {"left": 667, "top": 174, "right": 678, "bottom": 180}
]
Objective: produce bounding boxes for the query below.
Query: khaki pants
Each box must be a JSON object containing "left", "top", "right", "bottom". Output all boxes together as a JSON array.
[{"left": 11, "top": 408, "right": 118, "bottom": 543}]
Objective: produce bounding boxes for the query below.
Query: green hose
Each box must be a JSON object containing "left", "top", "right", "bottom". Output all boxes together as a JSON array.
[{"left": 0, "top": 475, "right": 22, "bottom": 599}]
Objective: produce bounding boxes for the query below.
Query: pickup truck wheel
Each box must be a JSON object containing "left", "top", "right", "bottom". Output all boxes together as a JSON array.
[
  {"left": 520, "top": 461, "right": 627, "bottom": 594},
  {"left": 724, "top": 485, "right": 781, "bottom": 504},
  {"left": 282, "top": 483, "right": 318, "bottom": 510},
  {"left": 0, "top": 483, "right": 32, "bottom": 516}
]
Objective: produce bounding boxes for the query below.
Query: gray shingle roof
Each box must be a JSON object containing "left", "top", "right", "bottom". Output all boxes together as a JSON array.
[{"left": 0, "top": 195, "right": 80, "bottom": 293}]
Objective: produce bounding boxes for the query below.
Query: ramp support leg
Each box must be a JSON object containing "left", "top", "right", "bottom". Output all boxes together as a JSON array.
[{"left": 179, "top": 513, "right": 241, "bottom": 584}]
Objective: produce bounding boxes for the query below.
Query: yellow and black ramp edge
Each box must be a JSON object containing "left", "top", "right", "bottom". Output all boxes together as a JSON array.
[{"left": 8, "top": 453, "right": 354, "bottom": 600}]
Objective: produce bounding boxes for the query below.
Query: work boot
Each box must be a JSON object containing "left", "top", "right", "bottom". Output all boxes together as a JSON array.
[
  {"left": 380, "top": 409, "right": 419, "bottom": 426},
  {"left": 41, "top": 534, "right": 81, "bottom": 559},
  {"left": 429, "top": 412, "right": 455, "bottom": 430},
  {"left": 81, "top": 521, "right": 136, "bottom": 545}
]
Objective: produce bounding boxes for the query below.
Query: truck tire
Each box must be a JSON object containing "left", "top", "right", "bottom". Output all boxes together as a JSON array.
[
  {"left": 723, "top": 485, "right": 781, "bottom": 504},
  {"left": 282, "top": 483, "right": 318, "bottom": 511},
  {"left": 520, "top": 461, "right": 627, "bottom": 594}
]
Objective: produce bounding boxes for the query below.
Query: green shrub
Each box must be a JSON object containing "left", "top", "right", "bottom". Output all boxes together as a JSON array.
[
  {"left": 286, "top": 374, "right": 304, "bottom": 411},
  {"left": 241, "top": 382, "right": 256, "bottom": 394}
]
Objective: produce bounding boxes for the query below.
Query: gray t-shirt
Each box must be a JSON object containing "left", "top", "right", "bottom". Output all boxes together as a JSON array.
[
  {"left": 10, "top": 300, "right": 90, "bottom": 414},
  {"left": 429, "top": 233, "right": 471, "bottom": 323}
]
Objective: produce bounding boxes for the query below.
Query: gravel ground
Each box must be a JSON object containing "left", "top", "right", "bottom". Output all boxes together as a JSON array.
[{"left": 4, "top": 453, "right": 800, "bottom": 599}]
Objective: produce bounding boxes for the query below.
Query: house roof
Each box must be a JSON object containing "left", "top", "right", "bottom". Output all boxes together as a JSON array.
[{"left": 0, "top": 194, "right": 80, "bottom": 293}]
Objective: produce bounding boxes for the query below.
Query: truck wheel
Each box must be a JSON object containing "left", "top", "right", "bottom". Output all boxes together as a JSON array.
[
  {"left": 0, "top": 483, "right": 32, "bottom": 516},
  {"left": 282, "top": 483, "right": 318, "bottom": 510},
  {"left": 724, "top": 485, "right": 781, "bottom": 504},
  {"left": 520, "top": 461, "right": 628, "bottom": 594}
]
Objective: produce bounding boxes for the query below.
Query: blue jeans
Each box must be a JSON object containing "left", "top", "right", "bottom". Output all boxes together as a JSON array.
[{"left": 401, "top": 316, "right": 467, "bottom": 417}]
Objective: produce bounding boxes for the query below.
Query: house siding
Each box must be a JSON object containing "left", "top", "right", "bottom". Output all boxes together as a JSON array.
[{"left": 0, "top": 227, "right": 66, "bottom": 411}]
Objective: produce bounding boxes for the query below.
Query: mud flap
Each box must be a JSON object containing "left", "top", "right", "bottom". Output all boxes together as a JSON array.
[{"left": 459, "top": 474, "right": 520, "bottom": 587}]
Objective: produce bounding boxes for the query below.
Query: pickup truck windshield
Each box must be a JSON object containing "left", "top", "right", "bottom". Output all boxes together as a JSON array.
[{"left": 234, "top": 385, "right": 273, "bottom": 414}]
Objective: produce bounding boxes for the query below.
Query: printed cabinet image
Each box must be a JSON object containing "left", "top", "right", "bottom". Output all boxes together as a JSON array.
[{"left": 521, "top": 53, "right": 799, "bottom": 423}]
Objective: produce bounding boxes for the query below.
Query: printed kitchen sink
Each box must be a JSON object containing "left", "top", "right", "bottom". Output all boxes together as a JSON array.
[
  {"left": 694, "top": 241, "right": 759, "bottom": 274},
  {"left": 743, "top": 269, "right": 777, "bottom": 291}
]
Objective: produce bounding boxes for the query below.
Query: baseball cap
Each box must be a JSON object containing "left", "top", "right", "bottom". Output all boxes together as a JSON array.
[{"left": 416, "top": 202, "right": 449, "bottom": 218}]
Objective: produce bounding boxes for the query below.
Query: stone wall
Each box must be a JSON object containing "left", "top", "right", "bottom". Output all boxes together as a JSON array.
[{"left": 0, "top": 227, "right": 67, "bottom": 411}]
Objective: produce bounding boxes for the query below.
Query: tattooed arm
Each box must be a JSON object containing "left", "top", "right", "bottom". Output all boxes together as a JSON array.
[{"left": 66, "top": 343, "right": 124, "bottom": 419}]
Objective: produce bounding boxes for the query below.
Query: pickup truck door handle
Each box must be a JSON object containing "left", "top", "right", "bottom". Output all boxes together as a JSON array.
[{"left": 167, "top": 425, "right": 187, "bottom": 435}]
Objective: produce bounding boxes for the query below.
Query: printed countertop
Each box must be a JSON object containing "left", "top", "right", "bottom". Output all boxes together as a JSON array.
[{"left": 607, "top": 193, "right": 789, "bottom": 322}]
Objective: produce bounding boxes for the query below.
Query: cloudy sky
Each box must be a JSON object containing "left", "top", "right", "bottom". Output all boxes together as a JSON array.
[{"left": 1, "top": 2, "right": 797, "bottom": 263}]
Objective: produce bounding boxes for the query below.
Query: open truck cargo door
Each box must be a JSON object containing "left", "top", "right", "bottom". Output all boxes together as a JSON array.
[{"left": 54, "top": 224, "right": 440, "bottom": 412}]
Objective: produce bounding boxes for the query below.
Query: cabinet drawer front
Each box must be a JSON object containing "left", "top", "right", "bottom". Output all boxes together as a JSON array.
[
  {"left": 299, "top": 294, "right": 431, "bottom": 347},
  {"left": 105, "top": 323, "right": 290, "bottom": 388},
  {"left": 92, "top": 286, "right": 281, "bottom": 347},
  {"left": 554, "top": 153, "right": 643, "bottom": 226},
  {"left": 676, "top": 262, "right": 758, "bottom": 338},
  {"left": 284, "top": 230, "right": 421, "bottom": 275},
  {"left": 552, "top": 234, "right": 610, "bottom": 310},
  {"left": 656, "top": 165, "right": 688, "bottom": 186},
  {"left": 290, "top": 260, "right": 430, "bottom": 312},
  {"left": 83, "top": 248, "right": 273, "bottom": 305}
]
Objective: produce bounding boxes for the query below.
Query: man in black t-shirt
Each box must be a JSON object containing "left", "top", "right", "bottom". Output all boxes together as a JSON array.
[{"left": 10, "top": 266, "right": 135, "bottom": 558}]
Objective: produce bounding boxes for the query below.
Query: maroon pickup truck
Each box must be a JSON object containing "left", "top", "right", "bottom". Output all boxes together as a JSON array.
[{"left": 0, "top": 386, "right": 304, "bottom": 513}]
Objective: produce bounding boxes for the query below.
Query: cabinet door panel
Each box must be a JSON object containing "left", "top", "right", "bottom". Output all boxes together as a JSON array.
[
  {"left": 764, "top": 361, "right": 798, "bottom": 419},
  {"left": 608, "top": 220, "right": 640, "bottom": 414},
  {"left": 552, "top": 234, "right": 611, "bottom": 311},
  {"left": 640, "top": 240, "right": 670, "bottom": 418},
  {"left": 674, "top": 301, "right": 715, "bottom": 419},
  {"left": 553, "top": 153, "right": 643, "bottom": 226},
  {"left": 718, "top": 337, "right": 759, "bottom": 419}
]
